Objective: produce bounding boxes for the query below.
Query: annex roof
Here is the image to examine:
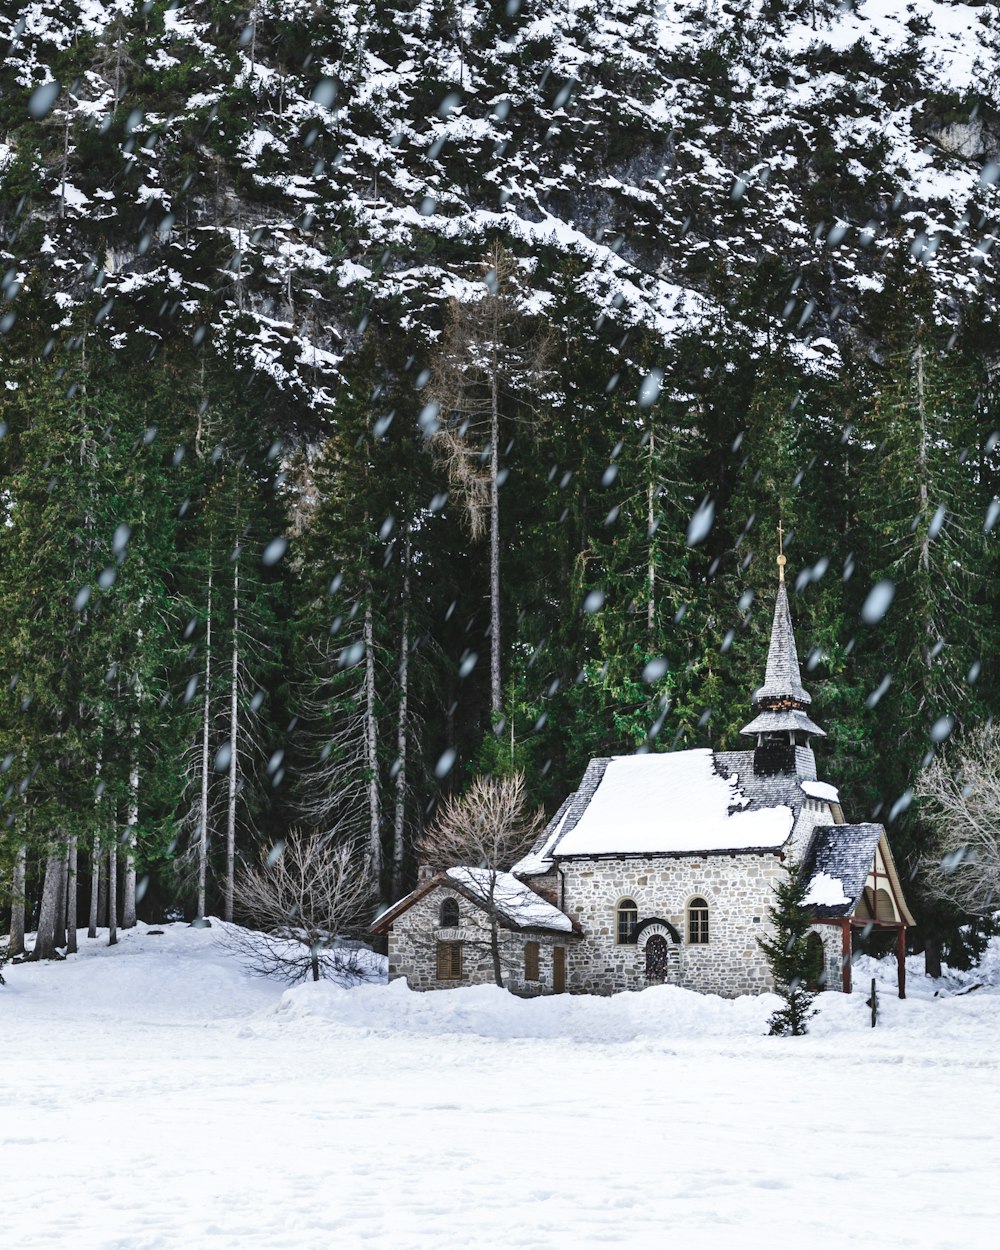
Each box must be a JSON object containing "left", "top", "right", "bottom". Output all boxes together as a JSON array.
[
  {"left": 517, "top": 749, "right": 797, "bottom": 863},
  {"left": 799, "top": 823, "right": 914, "bottom": 925},
  {"left": 370, "top": 867, "right": 577, "bottom": 936},
  {"left": 444, "top": 868, "right": 575, "bottom": 932}
]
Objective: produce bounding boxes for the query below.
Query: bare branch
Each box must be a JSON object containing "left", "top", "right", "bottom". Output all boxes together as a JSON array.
[
  {"left": 417, "top": 771, "right": 544, "bottom": 872},
  {"left": 916, "top": 723, "right": 1000, "bottom": 917},
  {"left": 222, "top": 828, "right": 377, "bottom": 983}
]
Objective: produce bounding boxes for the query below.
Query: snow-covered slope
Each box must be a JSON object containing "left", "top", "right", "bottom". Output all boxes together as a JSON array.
[
  {"left": 2, "top": 923, "right": 999, "bottom": 1249},
  {"left": 2, "top": 0, "right": 997, "bottom": 412}
]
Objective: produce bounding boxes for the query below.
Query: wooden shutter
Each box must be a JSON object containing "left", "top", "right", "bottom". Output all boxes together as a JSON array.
[
  {"left": 524, "top": 941, "right": 539, "bottom": 981},
  {"left": 437, "top": 941, "right": 462, "bottom": 980}
]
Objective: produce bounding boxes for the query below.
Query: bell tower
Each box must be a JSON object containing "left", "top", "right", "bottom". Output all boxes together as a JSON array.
[{"left": 740, "top": 524, "right": 825, "bottom": 778}]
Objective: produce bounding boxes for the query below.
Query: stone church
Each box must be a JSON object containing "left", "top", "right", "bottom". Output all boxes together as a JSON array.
[{"left": 373, "top": 555, "right": 914, "bottom": 1000}]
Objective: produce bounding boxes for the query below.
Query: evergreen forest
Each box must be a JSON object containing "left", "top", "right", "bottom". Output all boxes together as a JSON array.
[{"left": 1, "top": 0, "right": 999, "bottom": 966}]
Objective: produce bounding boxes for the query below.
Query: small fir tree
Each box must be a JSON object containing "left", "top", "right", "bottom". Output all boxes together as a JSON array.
[{"left": 758, "top": 860, "right": 818, "bottom": 1036}]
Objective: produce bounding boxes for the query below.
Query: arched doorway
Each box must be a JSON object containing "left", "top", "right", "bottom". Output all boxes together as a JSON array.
[
  {"left": 635, "top": 919, "right": 681, "bottom": 987},
  {"left": 645, "top": 934, "right": 670, "bottom": 983}
]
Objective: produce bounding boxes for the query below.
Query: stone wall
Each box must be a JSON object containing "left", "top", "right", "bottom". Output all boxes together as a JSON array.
[
  {"left": 787, "top": 798, "right": 840, "bottom": 863},
  {"left": 811, "top": 921, "right": 849, "bottom": 993},
  {"left": 387, "top": 882, "right": 574, "bottom": 994},
  {"left": 558, "top": 851, "right": 787, "bottom": 997}
]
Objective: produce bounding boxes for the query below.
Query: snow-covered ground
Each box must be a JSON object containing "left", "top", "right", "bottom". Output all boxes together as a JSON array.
[{"left": 2, "top": 925, "right": 998, "bottom": 1250}]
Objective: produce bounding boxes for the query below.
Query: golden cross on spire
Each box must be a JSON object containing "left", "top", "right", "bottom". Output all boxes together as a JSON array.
[{"left": 777, "top": 517, "right": 786, "bottom": 583}]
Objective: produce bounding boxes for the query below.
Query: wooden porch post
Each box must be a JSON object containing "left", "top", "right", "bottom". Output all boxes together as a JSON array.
[
  {"left": 841, "top": 919, "right": 852, "bottom": 993},
  {"left": 897, "top": 924, "right": 906, "bottom": 1000}
]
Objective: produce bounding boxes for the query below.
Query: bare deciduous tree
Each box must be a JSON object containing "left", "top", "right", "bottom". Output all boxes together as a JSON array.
[
  {"left": 224, "top": 829, "right": 376, "bottom": 983},
  {"left": 916, "top": 723, "right": 1000, "bottom": 917},
  {"left": 418, "top": 772, "right": 544, "bottom": 986}
]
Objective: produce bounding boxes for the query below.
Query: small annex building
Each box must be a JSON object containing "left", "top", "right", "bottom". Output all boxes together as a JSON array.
[
  {"left": 371, "top": 865, "right": 581, "bottom": 993},
  {"left": 374, "top": 555, "right": 914, "bottom": 999}
]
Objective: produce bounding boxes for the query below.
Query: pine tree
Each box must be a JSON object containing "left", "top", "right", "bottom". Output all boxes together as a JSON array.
[{"left": 757, "top": 860, "right": 818, "bottom": 1036}]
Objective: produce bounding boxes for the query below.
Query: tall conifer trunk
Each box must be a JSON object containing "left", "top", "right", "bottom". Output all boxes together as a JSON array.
[
  {"left": 66, "top": 834, "right": 78, "bottom": 953},
  {"left": 107, "top": 844, "right": 117, "bottom": 947},
  {"left": 9, "top": 845, "right": 26, "bottom": 957},
  {"left": 647, "top": 423, "right": 656, "bottom": 642},
  {"left": 53, "top": 841, "right": 67, "bottom": 951},
  {"left": 392, "top": 533, "right": 411, "bottom": 900},
  {"left": 122, "top": 740, "right": 139, "bottom": 929},
  {"left": 489, "top": 357, "right": 501, "bottom": 726},
  {"left": 364, "top": 598, "right": 381, "bottom": 890},
  {"left": 88, "top": 835, "right": 99, "bottom": 938},
  {"left": 31, "top": 851, "right": 63, "bottom": 961},
  {"left": 90, "top": 749, "right": 102, "bottom": 937},
  {"left": 97, "top": 851, "right": 108, "bottom": 929},
  {"left": 225, "top": 557, "right": 239, "bottom": 923},
  {"left": 198, "top": 564, "right": 213, "bottom": 919}
]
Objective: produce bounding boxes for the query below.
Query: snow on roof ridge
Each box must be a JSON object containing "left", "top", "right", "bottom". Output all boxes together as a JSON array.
[{"left": 445, "top": 867, "right": 574, "bottom": 932}]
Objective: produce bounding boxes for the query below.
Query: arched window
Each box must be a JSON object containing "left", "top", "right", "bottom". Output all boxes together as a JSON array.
[
  {"left": 688, "top": 897, "right": 709, "bottom": 944},
  {"left": 439, "top": 897, "right": 460, "bottom": 929},
  {"left": 616, "top": 899, "right": 638, "bottom": 945}
]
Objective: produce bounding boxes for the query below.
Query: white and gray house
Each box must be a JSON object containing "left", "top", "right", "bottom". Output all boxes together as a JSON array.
[{"left": 373, "top": 562, "right": 915, "bottom": 999}]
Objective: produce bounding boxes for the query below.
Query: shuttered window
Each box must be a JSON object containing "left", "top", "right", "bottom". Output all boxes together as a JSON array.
[
  {"left": 524, "top": 941, "right": 540, "bottom": 981},
  {"left": 436, "top": 941, "right": 462, "bottom": 980}
]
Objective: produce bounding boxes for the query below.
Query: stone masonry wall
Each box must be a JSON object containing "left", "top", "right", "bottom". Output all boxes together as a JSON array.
[
  {"left": 812, "top": 921, "right": 849, "bottom": 993},
  {"left": 559, "top": 852, "right": 786, "bottom": 997},
  {"left": 387, "top": 882, "right": 573, "bottom": 993}
]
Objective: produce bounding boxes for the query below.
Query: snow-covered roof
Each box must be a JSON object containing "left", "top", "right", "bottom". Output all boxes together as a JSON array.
[
  {"left": 803, "top": 871, "right": 850, "bottom": 908},
  {"left": 512, "top": 795, "right": 574, "bottom": 876},
  {"left": 371, "top": 867, "right": 576, "bottom": 935},
  {"left": 799, "top": 823, "right": 904, "bottom": 920},
  {"left": 801, "top": 780, "right": 840, "bottom": 804},
  {"left": 542, "top": 750, "right": 794, "bottom": 858},
  {"left": 444, "top": 868, "right": 574, "bottom": 933}
]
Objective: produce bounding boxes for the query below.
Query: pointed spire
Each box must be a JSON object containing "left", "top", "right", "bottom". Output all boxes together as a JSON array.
[
  {"left": 752, "top": 578, "right": 811, "bottom": 708},
  {"left": 740, "top": 550, "right": 825, "bottom": 741}
]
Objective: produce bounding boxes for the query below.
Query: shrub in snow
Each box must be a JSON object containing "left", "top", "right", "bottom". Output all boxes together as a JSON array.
[{"left": 224, "top": 829, "right": 376, "bottom": 984}]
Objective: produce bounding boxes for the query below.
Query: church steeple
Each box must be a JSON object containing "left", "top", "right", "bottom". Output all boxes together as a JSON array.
[{"left": 740, "top": 533, "right": 824, "bottom": 774}]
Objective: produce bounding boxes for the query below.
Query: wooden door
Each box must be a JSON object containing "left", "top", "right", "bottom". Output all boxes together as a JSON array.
[{"left": 553, "top": 946, "right": 566, "bottom": 994}]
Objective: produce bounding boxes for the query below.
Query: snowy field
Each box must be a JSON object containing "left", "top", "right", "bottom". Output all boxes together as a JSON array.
[{"left": 2, "top": 926, "right": 999, "bottom": 1250}]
